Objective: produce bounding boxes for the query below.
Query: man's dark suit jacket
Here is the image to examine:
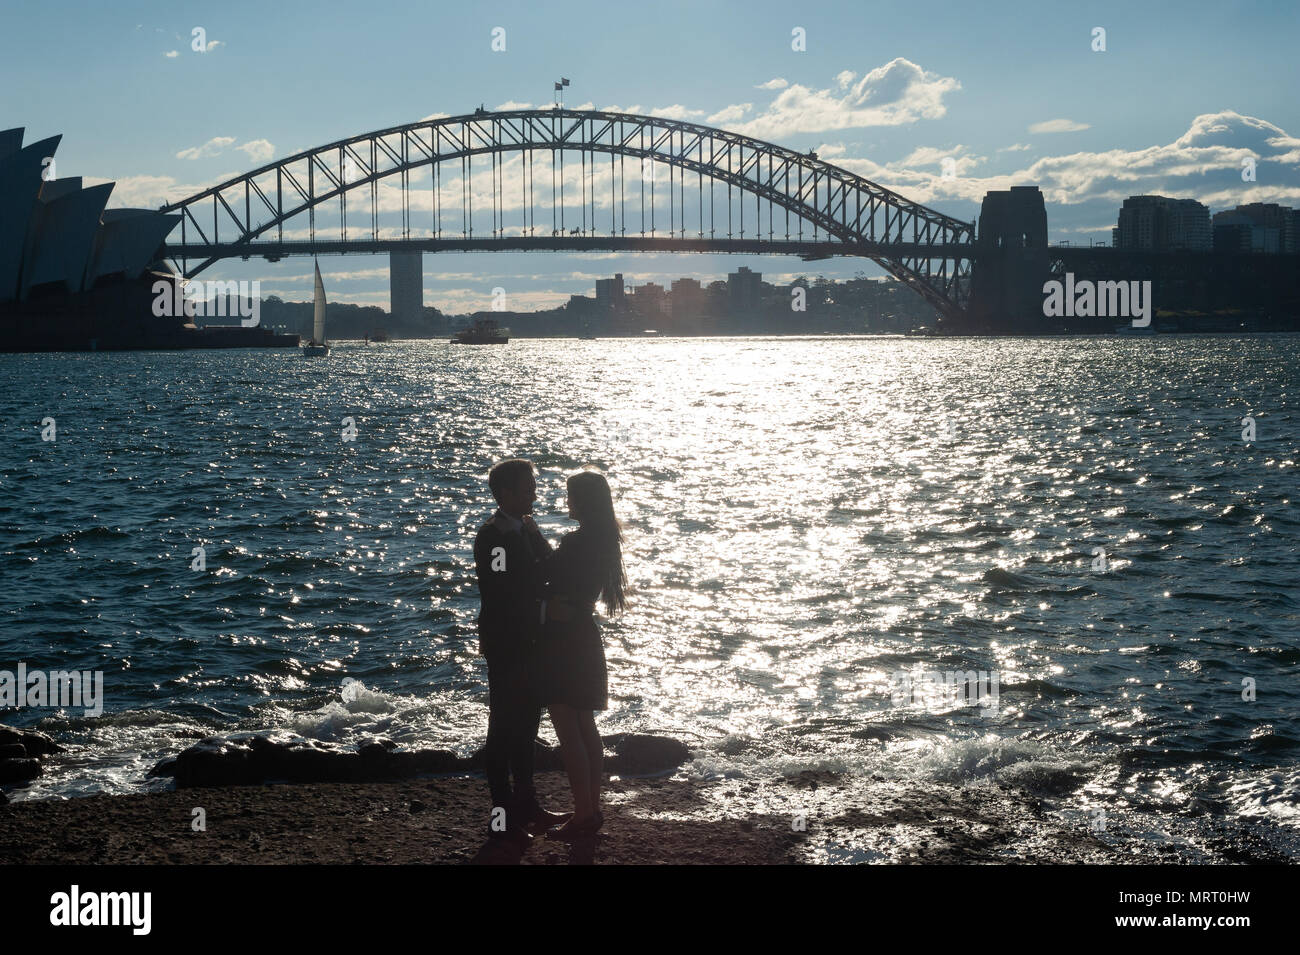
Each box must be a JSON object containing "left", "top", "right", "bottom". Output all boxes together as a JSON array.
[{"left": 474, "top": 513, "right": 550, "bottom": 665}]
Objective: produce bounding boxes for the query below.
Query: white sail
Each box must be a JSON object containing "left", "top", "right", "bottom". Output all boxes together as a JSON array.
[{"left": 312, "top": 261, "right": 326, "bottom": 343}]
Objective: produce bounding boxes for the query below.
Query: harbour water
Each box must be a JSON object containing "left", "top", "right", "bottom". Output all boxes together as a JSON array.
[{"left": 1, "top": 334, "right": 1297, "bottom": 855}]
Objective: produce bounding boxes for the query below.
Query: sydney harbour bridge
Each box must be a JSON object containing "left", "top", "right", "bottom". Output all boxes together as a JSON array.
[{"left": 156, "top": 108, "right": 1056, "bottom": 330}]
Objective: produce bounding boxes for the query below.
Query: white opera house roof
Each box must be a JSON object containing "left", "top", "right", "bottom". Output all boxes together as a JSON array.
[{"left": 0, "top": 127, "right": 178, "bottom": 304}]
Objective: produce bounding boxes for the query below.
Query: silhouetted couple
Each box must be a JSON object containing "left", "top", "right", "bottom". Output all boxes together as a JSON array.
[{"left": 473, "top": 459, "right": 627, "bottom": 843}]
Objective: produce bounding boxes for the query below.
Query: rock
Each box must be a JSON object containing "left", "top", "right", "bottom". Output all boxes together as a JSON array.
[
  {"left": 0, "top": 744, "right": 27, "bottom": 759},
  {"left": 149, "top": 730, "right": 694, "bottom": 788},
  {"left": 0, "top": 725, "right": 60, "bottom": 757},
  {"left": 358, "top": 739, "right": 396, "bottom": 764},
  {"left": 386, "top": 749, "right": 465, "bottom": 776},
  {"left": 409, "top": 799, "right": 426, "bottom": 814},
  {"left": 602, "top": 733, "right": 692, "bottom": 774},
  {"left": 163, "top": 738, "right": 260, "bottom": 788},
  {"left": 0, "top": 758, "right": 41, "bottom": 784},
  {"left": 147, "top": 757, "right": 177, "bottom": 778},
  {"left": 275, "top": 741, "right": 362, "bottom": 783}
]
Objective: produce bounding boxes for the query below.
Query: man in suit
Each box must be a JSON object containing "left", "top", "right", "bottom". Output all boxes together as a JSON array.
[{"left": 474, "top": 458, "right": 568, "bottom": 838}]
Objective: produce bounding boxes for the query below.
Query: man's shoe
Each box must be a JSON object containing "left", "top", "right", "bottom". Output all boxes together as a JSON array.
[
  {"left": 545, "top": 813, "right": 601, "bottom": 842},
  {"left": 491, "top": 822, "right": 533, "bottom": 846},
  {"left": 516, "top": 797, "right": 571, "bottom": 829},
  {"left": 525, "top": 806, "right": 572, "bottom": 832},
  {"left": 487, "top": 804, "right": 534, "bottom": 845}
]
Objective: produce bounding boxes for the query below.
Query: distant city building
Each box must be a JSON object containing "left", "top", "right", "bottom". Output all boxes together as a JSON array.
[
  {"left": 595, "top": 272, "right": 625, "bottom": 309},
  {"left": 1212, "top": 211, "right": 1274, "bottom": 253},
  {"left": 728, "top": 266, "right": 762, "bottom": 312},
  {"left": 1113, "top": 195, "right": 1211, "bottom": 251},
  {"left": 1213, "top": 203, "right": 1296, "bottom": 254},
  {"left": 669, "top": 277, "right": 705, "bottom": 315},
  {"left": 631, "top": 281, "right": 668, "bottom": 315}
]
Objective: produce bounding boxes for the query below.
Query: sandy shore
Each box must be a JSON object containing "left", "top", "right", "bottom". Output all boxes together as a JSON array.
[{"left": 7, "top": 765, "right": 1271, "bottom": 865}]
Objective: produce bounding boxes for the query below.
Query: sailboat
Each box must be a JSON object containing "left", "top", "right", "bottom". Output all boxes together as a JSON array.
[{"left": 302, "top": 260, "right": 330, "bottom": 356}]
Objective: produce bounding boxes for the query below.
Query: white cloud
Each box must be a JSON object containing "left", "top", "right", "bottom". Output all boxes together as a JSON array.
[
  {"left": 827, "top": 111, "right": 1300, "bottom": 212},
  {"left": 596, "top": 104, "right": 705, "bottom": 119},
  {"left": 649, "top": 104, "right": 707, "bottom": 121},
  {"left": 894, "top": 145, "right": 985, "bottom": 177},
  {"left": 427, "top": 287, "right": 573, "bottom": 313},
  {"left": 164, "top": 50, "right": 178, "bottom": 58},
  {"left": 494, "top": 101, "right": 532, "bottom": 111},
  {"left": 999, "top": 143, "right": 1032, "bottom": 152},
  {"left": 727, "top": 58, "right": 961, "bottom": 137},
  {"left": 95, "top": 173, "right": 226, "bottom": 209},
  {"left": 707, "top": 103, "right": 752, "bottom": 125},
  {"left": 176, "top": 136, "right": 235, "bottom": 160},
  {"left": 755, "top": 78, "right": 788, "bottom": 90},
  {"left": 1029, "top": 118, "right": 1090, "bottom": 134},
  {"left": 236, "top": 139, "right": 275, "bottom": 163}
]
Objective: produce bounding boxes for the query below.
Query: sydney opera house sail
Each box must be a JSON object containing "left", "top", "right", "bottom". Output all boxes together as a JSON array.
[{"left": 0, "top": 126, "right": 297, "bottom": 351}]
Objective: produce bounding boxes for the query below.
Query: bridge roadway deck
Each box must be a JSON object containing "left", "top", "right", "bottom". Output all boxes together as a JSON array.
[{"left": 162, "top": 236, "right": 976, "bottom": 262}]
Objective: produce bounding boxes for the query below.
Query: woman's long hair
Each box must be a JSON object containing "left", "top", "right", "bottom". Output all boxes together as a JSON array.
[{"left": 568, "top": 469, "right": 627, "bottom": 614}]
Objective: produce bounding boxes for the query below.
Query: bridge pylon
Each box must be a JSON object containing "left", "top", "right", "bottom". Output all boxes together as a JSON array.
[
  {"left": 389, "top": 250, "right": 423, "bottom": 328},
  {"left": 967, "top": 186, "right": 1049, "bottom": 333}
]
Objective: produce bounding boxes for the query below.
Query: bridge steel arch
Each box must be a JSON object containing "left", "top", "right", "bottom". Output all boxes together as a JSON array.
[{"left": 159, "top": 109, "right": 976, "bottom": 320}]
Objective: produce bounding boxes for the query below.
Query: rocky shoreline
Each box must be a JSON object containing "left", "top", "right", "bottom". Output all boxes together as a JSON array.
[
  {"left": 0, "top": 724, "right": 60, "bottom": 797},
  {"left": 3, "top": 724, "right": 1292, "bottom": 864},
  {"left": 7, "top": 765, "right": 1283, "bottom": 865}
]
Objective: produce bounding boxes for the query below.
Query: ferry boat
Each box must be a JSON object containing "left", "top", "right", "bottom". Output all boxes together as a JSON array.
[{"left": 451, "top": 317, "right": 509, "bottom": 344}]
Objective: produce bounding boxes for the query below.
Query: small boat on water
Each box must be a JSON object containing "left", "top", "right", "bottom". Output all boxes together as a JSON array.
[
  {"left": 451, "top": 316, "right": 509, "bottom": 344},
  {"left": 302, "top": 260, "right": 330, "bottom": 356}
]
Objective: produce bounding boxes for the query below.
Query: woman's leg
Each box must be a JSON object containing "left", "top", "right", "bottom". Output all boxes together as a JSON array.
[
  {"left": 577, "top": 710, "right": 603, "bottom": 814},
  {"left": 548, "top": 704, "right": 594, "bottom": 821}
]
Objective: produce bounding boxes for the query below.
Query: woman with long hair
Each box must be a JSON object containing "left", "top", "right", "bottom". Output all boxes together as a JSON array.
[{"left": 533, "top": 468, "right": 626, "bottom": 840}]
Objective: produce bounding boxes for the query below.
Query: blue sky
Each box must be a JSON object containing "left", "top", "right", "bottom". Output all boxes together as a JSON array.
[{"left": 3, "top": 0, "right": 1297, "bottom": 312}]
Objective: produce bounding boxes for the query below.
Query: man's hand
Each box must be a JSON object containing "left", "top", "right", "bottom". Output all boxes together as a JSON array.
[{"left": 521, "top": 514, "right": 551, "bottom": 556}]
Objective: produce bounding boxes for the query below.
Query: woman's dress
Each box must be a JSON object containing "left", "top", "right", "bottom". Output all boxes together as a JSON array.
[{"left": 533, "top": 528, "right": 608, "bottom": 711}]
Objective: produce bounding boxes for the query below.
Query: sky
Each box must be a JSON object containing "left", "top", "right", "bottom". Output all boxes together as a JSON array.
[{"left": 3, "top": 0, "right": 1298, "bottom": 313}]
